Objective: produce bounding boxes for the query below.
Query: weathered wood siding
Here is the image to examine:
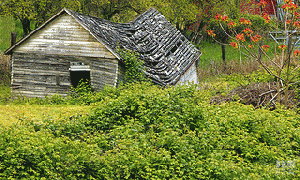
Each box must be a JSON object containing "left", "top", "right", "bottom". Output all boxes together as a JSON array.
[
  {"left": 176, "top": 62, "right": 199, "bottom": 86},
  {"left": 14, "top": 13, "right": 115, "bottom": 58},
  {"left": 11, "top": 53, "right": 70, "bottom": 97},
  {"left": 11, "top": 13, "right": 119, "bottom": 97},
  {"left": 89, "top": 57, "right": 119, "bottom": 90},
  {"left": 117, "top": 61, "right": 126, "bottom": 86},
  {"left": 11, "top": 52, "right": 119, "bottom": 97}
]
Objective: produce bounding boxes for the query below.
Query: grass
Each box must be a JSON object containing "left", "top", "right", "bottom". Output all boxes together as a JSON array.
[
  {"left": 0, "top": 105, "right": 92, "bottom": 126},
  {"left": 0, "top": 82, "right": 94, "bottom": 127},
  {"left": 0, "top": 16, "right": 24, "bottom": 52},
  {"left": 199, "top": 39, "right": 278, "bottom": 66},
  {"left": 198, "top": 40, "right": 247, "bottom": 66},
  {"left": 0, "top": 16, "right": 15, "bottom": 52},
  {"left": 197, "top": 39, "right": 278, "bottom": 81},
  {"left": 0, "top": 85, "right": 11, "bottom": 104}
]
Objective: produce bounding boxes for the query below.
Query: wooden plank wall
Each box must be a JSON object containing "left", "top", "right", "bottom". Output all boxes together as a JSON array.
[
  {"left": 12, "top": 53, "right": 70, "bottom": 98},
  {"left": 12, "top": 53, "right": 120, "bottom": 97},
  {"left": 89, "top": 57, "right": 119, "bottom": 90},
  {"left": 14, "top": 13, "right": 115, "bottom": 58},
  {"left": 11, "top": 13, "right": 120, "bottom": 97}
]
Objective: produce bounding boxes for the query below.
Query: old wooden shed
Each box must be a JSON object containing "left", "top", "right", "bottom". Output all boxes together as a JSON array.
[{"left": 4, "top": 8, "right": 201, "bottom": 98}]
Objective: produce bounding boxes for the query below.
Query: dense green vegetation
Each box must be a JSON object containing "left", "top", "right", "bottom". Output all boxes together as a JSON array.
[
  {"left": 1, "top": 82, "right": 300, "bottom": 179},
  {"left": 0, "top": 16, "right": 23, "bottom": 52}
]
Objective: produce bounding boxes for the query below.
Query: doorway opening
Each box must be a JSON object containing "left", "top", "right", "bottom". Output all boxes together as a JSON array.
[
  {"left": 69, "top": 62, "right": 91, "bottom": 88},
  {"left": 70, "top": 70, "right": 90, "bottom": 88}
]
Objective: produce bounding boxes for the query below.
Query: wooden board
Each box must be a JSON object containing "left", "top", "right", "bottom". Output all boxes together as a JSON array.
[
  {"left": 11, "top": 53, "right": 120, "bottom": 98},
  {"left": 14, "top": 14, "right": 115, "bottom": 58}
]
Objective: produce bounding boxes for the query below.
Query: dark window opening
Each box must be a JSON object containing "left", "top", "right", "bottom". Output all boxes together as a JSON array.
[
  {"left": 150, "top": 61, "right": 159, "bottom": 67},
  {"left": 70, "top": 70, "right": 91, "bottom": 88},
  {"left": 177, "top": 41, "right": 182, "bottom": 48},
  {"left": 170, "top": 45, "right": 178, "bottom": 53},
  {"left": 165, "top": 51, "right": 171, "bottom": 57},
  {"left": 180, "top": 36, "right": 185, "bottom": 41}
]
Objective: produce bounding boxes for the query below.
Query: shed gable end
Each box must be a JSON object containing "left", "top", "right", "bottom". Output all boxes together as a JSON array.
[{"left": 13, "top": 13, "right": 115, "bottom": 58}]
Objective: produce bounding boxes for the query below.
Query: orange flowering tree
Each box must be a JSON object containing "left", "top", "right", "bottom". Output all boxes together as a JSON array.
[
  {"left": 207, "top": 0, "right": 300, "bottom": 106},
  {"left": 205, "top": 9, "right": 270, "bottom": 69}
]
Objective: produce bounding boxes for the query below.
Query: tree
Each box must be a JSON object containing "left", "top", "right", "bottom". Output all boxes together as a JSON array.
[
  {"left": 153, "top": 0, "right": 200, "bottom": 32},
  {"left": 1, "top": 0, "right": 201, "bottom": 36},
  {"left": 80, "top": 0, "right": 201, "bottom": 31},
  {"left": 190, "top": 0, "right": 252, "bottom": 34},
  {"left": 0, "top": 0, "right": 81, "bottom": 36},
  {"left": 207, "top": 0, "right": 300, "bottom": 107}
]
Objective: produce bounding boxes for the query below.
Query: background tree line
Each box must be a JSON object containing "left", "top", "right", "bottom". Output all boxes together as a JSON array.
[{"left": 0, "top": 0, "right": 249, "bottom": 40}]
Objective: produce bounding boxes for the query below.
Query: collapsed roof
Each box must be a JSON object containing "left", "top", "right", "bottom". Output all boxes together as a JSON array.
[{"left": 5, "top": 8, "right": 201, "bottom": 86}]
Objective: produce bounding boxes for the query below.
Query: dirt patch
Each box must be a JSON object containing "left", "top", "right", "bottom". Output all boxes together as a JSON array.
[{"left": 211, "top": 82, "right": 299, "bottom": 109}]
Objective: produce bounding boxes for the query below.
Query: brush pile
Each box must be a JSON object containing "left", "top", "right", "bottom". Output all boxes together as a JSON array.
[{"left": 211, "top": 82, "right": 299, "bottom": 109}]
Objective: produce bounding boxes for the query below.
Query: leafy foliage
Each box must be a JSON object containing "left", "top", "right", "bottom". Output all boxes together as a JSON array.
[
  {"left": 116, "top": 47, "right": 147, "bottom": 83},
  {"left": 206, "top": 0, "right": 300, "bottom": 107},
  {"left": 206, "top": 13, "right": 271, "bottom": 43},
  {"left": 1, "top": 83, "right": 300, "bottom": 179},
  {"left": 0, "top": 0, "right": 200, "bottom": 37},
  {"left": 0, "top": 17, "right": 23, "bottom": 52},
  {"left": 0, "top": 0, "right": 81, "bottom": 35},
  {"left": 80, "top": 0, "right": 200, "bottom": 30}
]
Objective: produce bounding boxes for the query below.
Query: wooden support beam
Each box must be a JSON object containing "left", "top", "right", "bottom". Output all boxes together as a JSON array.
[{"left": 11, "top": 32, "right": 17, "bottom": 47}]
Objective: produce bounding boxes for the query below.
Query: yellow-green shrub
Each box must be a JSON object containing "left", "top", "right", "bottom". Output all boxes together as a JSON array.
[{"left": 1, "top": 82, "right": 300, "bottom": 179}]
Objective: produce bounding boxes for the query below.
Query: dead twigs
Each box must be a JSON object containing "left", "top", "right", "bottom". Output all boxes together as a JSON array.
[{"left": 210, "top": 82, "right": 298, "bottom": 109}]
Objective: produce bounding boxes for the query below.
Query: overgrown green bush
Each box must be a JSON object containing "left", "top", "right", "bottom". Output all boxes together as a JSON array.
[
  {"left": 10, "top": 80, "right": 120, "bottom": 105},
  {"left": 85, "top": 82, "right": 202, "bottom": 132},
  {"left": 1, "top": 82, "right": 300, "bottom": 179},
  {"left": 116, "top": 47, "right": 147, "bottom": 83},
  {"left": 0, "top": 85, "right": 11, "bottom": 105}
]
